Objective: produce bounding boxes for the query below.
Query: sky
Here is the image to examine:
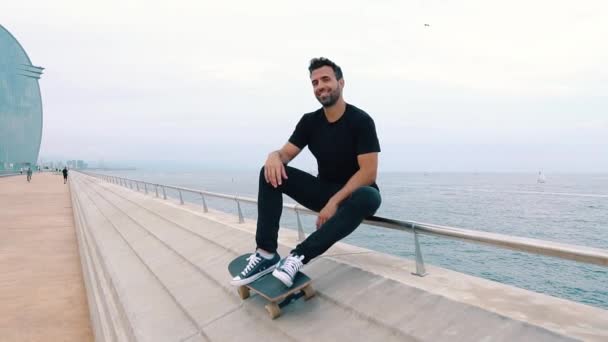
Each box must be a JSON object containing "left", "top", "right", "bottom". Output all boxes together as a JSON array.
[{"left": 2, "top": 0, "right": 607, "bottom": 172}]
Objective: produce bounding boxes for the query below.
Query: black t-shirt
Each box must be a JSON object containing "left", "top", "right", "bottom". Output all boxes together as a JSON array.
[{"left": 289, "top": 103, "right": 380, "bottom": 190}]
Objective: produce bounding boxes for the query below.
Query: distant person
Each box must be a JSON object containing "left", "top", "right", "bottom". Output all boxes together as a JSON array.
[
  {"left": 20, "top": 168, "right": 23, "bottom": 175},
  {"left": 26, "top": 167, "right": 33, "bottom": 182},
  {"left": 230, "top": 57, "right": 381, "bottom": 288},
  {"left": 62, "top": 167, "right": 68, "bottom": 184}
]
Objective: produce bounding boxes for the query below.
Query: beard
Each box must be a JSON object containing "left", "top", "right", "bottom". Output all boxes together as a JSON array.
[{"left": 316, "top": 87, "right": 341, "bottom": 107}]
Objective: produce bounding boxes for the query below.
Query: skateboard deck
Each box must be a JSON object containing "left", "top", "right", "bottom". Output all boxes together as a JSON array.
[{"left": 228, "top": 254, "right": 315, "bottom": 319}]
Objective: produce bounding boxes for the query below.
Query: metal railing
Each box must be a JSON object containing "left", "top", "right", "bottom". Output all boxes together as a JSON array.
[{"left": 81, "top": 171, "right": 608, "bottom": 276}]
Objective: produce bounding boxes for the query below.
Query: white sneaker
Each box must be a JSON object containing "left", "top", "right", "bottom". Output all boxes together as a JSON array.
[
  {"left": 231, "top": 252, "right": 280, "bottom": 286},
  {"left": 272, "top": 254, "right": 305, "bottom": 287}
]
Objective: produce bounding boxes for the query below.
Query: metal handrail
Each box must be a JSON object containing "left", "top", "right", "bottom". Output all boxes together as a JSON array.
[{"left": 80, "top": 171, "right": 608, "bottom": 274}]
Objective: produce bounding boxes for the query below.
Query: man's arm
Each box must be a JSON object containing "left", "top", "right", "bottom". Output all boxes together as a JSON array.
[
  {"left": 316, "top": 152, "right": 378, "bottom": 228},
  {"left": 271, "top": 142, "right": 301, "bottom": 164},
  {"left": 265, "top": 142, "right": 302, "bottom": 188}
]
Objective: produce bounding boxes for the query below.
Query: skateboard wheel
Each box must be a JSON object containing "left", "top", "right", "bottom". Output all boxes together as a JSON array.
[
  {"left": 303, "top": 285, "right": 315, "bottom": 300},
  {"left": 238, "top": 286, "right": 250, "bottom": 300},
  {"left": 265, "top": 303, "right": 281, "bottom": 319}
]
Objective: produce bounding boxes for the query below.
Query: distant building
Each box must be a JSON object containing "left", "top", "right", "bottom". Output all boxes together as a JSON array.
[{"left": 0, "top": 25, "right": 44, "bottom": 171}]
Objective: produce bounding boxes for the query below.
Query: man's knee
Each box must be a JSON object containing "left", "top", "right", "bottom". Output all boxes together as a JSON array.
[
  {"left": 350, "top": 186, "right": 381, "bottom": 215},
  {"left": 259, "top": 165, "right": 294, "bottom": 186}
]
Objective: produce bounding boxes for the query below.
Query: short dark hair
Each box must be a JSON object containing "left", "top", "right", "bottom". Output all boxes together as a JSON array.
[{"left": 308, "top": 57, "right": 343, "bottom": 80}]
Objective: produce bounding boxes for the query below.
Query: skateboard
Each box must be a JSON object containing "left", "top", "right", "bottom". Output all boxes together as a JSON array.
[{"left": 228, "top": 254, "right": 315, "bottom": 319}]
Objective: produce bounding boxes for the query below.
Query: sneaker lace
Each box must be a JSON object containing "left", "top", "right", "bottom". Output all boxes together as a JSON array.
[
  {"left": 242, "top": 254, "right": 262, "bottom": 275},
  {"left": 281, "top": 255, "right": 304, "bottom": 277}
]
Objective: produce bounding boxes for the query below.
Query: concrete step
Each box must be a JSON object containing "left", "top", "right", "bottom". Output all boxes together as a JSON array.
[
  {"left": 71, "top": 172, "right": 608, "bottom": 341},
  {"left": 71, "top": 175, "right": 201, "bottom": 342},
  {"left": 78, "top": 174, "right": 410, "bottom": 340},
  {"left": 71, "top": 182, "right": 131, "bottom": 341}
]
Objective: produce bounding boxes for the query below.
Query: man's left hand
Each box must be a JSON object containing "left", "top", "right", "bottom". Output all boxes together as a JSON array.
[{"left": 316, "top": 201, "right": 338, "bottom": 230}]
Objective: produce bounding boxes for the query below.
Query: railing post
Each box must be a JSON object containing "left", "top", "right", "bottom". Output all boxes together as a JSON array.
[
  {"left": 129, "top": 180, "right": 133, "bottom": 189},
  {"left": 178, "top": 189, "right": 184, "bottom": 204},
  {"left": 412, "top": 224, "right": 428, "bottom": 277},
  {"left": 201, "top": 193, "right": 208, "bottom": 213},
  {"left": 136, "top": 182, "right": 140, "bottom": 191},
  {"left": 295, "top": 206, "right": 305, "bottom": 241},
  {"left": 155, "top": 185, "right": 159, "bottom": 198},
  {"left": 162, "top": 186, "right": 167, "bottom": 200},
  {"left": 144, "top": 183, "right": 148, "bottom": 194},
  {"left": 236, "top": 197, "right": 244, "bottom": 223}
]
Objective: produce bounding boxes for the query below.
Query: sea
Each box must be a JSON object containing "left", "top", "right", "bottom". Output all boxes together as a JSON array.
[{"left": 97, "top": 169, "right": 608, "bottom": 310}]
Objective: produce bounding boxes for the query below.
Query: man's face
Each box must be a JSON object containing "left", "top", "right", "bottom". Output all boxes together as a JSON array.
[{"left": 310, "top": 66, "right": 344, "bottom": 107}]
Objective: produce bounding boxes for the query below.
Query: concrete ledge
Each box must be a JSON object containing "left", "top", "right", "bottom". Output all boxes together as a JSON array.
[
  {"left": 71, "top": 181, "right": 134, "bottom": 341},
  {"left": 70, "top": 172, "right": 608, "bottom": 341}
]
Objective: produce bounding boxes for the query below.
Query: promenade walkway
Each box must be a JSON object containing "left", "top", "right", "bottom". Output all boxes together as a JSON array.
[{"left": 0, "top": 173, "right": 93, "bottom": 341}]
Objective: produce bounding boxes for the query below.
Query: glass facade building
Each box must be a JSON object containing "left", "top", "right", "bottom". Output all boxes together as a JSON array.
[{"left": 0, "top": 25, "right": 43, "bottom": 171}]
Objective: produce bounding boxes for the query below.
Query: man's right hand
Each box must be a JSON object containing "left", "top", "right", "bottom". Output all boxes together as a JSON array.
[{"left": 264, "top": 151, "right": 288, "bottom": 188}]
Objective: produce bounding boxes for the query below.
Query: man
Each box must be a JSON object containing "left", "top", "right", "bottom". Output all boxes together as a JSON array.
[
  {"left": 62, "top": 167, "right": 68, "bottom": 184},
  {"left": 26, "top": 167, "right": 32, "bottom": 182},
  {"left": 231, "top": 57, "right": 381, "bottom": 287}
]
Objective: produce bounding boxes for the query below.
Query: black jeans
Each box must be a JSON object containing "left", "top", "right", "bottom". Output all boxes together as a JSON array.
[{"left": 256, "top": 166, "right": 381, "bottom": 264}]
